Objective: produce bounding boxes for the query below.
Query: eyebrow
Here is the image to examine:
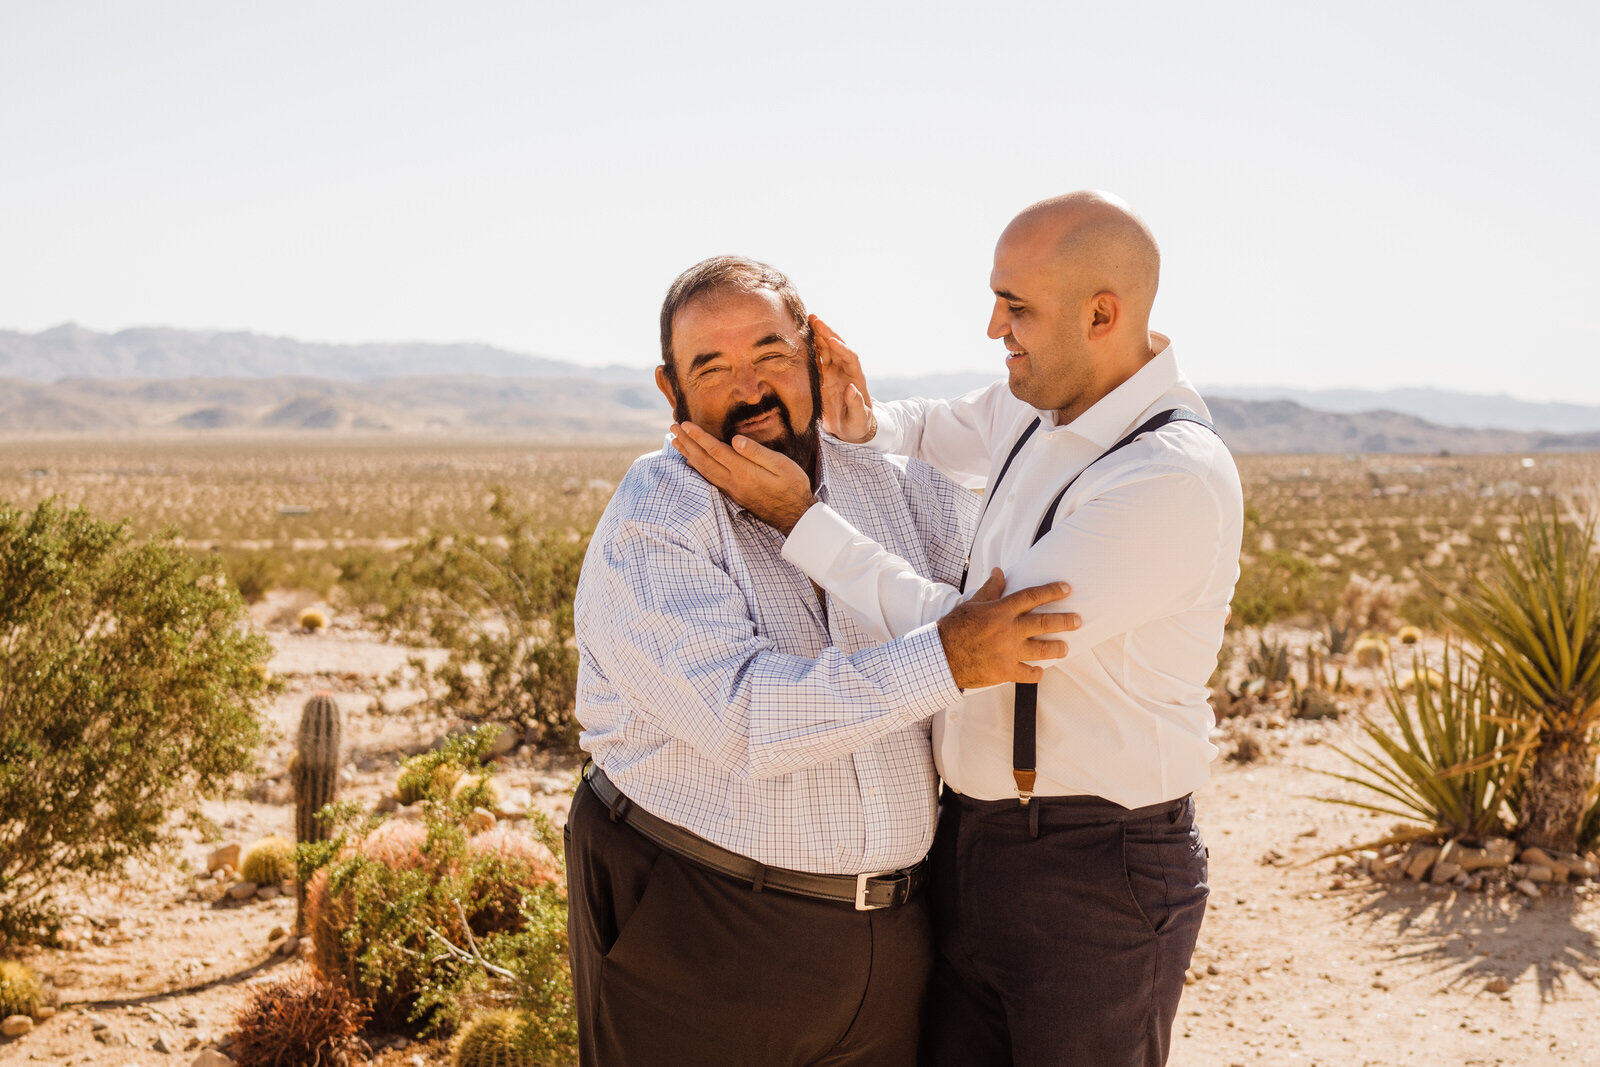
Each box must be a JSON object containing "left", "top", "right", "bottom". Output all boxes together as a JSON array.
[
  {"left": 686, "top": 333, "right": 796, "bottom": 375},
  {"left": 993, "top": 288, "right": 1024, "bottom": 302}
]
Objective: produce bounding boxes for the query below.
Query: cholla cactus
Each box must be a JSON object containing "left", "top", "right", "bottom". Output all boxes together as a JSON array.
[
  {"left": 452, "top": 1011, "right": 538, "bottom": 1067},
  {"left": 241, "top": 835, "right": 295, "bottom": 886},
  {"left": 0, "top": 960, "right": 43, "bottom": 1019}
]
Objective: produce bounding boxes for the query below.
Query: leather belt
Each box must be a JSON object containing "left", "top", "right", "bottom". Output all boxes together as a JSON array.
[{"left": 583, "top": 762, "right": 927, "bottom": 911}]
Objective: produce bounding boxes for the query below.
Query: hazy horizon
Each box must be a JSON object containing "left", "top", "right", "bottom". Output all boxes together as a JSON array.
[{"left": 4, "top": 2, "right": 1597, "bottom": 403}]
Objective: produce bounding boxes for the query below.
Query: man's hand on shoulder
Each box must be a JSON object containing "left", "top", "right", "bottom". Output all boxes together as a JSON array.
[
  {"left": 938, "top": 569, "right": 1078, "bottom": 689},
  {"left": 811, "top": 315, "right": 876, "bottom": 444},
  {"left": 670, "top": 421, "right": 818, "bottom": 535}
]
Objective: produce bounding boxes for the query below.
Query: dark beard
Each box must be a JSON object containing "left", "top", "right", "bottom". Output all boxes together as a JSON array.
[{"left": 719, "top": 393, "right": 820, "bottom": 480}]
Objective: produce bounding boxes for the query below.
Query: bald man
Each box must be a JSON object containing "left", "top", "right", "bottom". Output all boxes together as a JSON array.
[{"left": 672, "top": 192, "right": 1244, "bottom": 1065}]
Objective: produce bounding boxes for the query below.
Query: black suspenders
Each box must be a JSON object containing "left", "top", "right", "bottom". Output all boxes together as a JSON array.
[{"left": 969, "top": 408, "right": 1220, "bottom": 805}]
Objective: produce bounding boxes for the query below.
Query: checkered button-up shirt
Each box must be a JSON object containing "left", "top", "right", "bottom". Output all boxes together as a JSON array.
[{"left": 575, "top": 435, "right": 977, "bottom": 874}]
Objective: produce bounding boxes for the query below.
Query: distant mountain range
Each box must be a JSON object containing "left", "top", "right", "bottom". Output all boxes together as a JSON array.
[{"left": 3, "top": 324, "right": 1598, "bottom": 454}]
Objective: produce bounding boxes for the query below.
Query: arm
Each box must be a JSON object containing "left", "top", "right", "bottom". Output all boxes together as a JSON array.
[
  {"left": 789, "top": 462, "right": 1224, "bottom": 656},
  {"left": 580, "top": 518, "right": 1072, "bottom": 781}
]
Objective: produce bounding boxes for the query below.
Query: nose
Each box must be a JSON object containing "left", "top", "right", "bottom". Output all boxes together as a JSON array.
[
  {"left": 729, "top": 359, "right": 764, "bottom": 402},
  {"left": 987, "top": 301, "right": 1010, "bottom": 340}
]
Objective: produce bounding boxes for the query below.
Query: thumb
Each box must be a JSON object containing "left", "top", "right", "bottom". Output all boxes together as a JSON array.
[{"left": 969, "top": 567, "right": 1007, "bottom": 603}]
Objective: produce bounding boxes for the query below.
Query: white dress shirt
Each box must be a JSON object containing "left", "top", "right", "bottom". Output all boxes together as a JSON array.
[
  {"left": 782, "top": 345, "right": 1244, "bottom": 807},
  {"left": 575, "top": 435, "right": 978, "bottom": 874}
]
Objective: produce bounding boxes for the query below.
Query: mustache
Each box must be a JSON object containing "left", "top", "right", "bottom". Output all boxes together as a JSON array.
[{"left": 720, "top": 394, "right": 790, "bottom": 440}]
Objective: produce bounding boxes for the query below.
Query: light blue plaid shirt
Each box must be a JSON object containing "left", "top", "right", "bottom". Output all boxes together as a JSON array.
[{"left": 575, "top": 435, "right": 976, "bottom": 874}]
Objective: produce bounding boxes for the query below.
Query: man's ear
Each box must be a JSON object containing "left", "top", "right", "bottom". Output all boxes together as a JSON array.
[
  {"left": 655, "top": 364, "right": 678, "bottom": 409},
  {"left": 1086, "top": 292, "right": 1121, "bottom": 339}
]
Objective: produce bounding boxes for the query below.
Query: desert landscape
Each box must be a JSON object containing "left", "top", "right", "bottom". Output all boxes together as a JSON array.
[{"left": 4, "top": 438, "right": 1600, "bottom": 1066}]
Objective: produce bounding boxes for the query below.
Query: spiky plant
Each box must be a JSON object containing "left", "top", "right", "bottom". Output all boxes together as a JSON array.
[
  {"left": 452, "top": 1010, "right": 538, "bottom": 1067},
  {"left": 240, "top": 836, "right": 295, "bottom": 886},
  {"left": 0, "top": 960, "right": 43, "bottom": 1018},
  {"left": 1449, "top": 508, "right": 1600, "bottom": 853},
  {"left": 1320, "top": 645, "right": 1532, "bottom": 841},
  {"left": 226, "top": 973, "right": 369, "bottom": 1067}
]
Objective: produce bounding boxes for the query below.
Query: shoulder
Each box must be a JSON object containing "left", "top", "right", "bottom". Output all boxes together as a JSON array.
[
  {"left": 823, "top": 436, "right": 967, "bottom": 501},
  {"left": 599, "top": 445, "right": 725, "bottom": 537}
]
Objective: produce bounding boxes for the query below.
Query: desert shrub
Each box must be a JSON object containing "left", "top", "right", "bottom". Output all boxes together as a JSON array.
[
  {"left": 1320, "top": 645, "right": 1532, "bottom": 841},
  {"left": 1230, "top": 549, "right": 1323, "bottom": 628},
  {"left": 240, "top": 836, "right": 295, "bottom": 886},
  {"left": 226, "top": 972, "right": 369, "bottom": 1067},
  {"left": 383, "top": 488, "right": 588, "bottom": 748},
  {"left": 0, "top": 959, "right": 43, "bottom": 1018},
  {"left": 1449, "top": 507, "right": 1600, "bottom": 853},
  {"left": 301, "top": 734, "right": 569, "bottom": 1039},
  {"left": 0, "top": 499, "right": 274, "bottom": 944}
]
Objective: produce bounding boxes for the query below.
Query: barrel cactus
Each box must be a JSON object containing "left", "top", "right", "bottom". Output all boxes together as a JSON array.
[
  {"left": 294, "top": 692, "right": 342, "bottom": 933},
  {"left": 1353, "top": 635, "right": 1389, "bottom": 668},
  {"left": 0, "top": 960, "right": 43, "bottom": 1019},
  {"left": 240, "top": 835, "right": 295, "bottom": 886},
  {"left": 452, "top": 1010, "right": 537, "bottom": 1067}
]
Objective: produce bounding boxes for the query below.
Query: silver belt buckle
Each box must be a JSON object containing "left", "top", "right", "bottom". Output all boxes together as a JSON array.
[{"left": 854, "top": 871, "right": 889, "bottom": 911}]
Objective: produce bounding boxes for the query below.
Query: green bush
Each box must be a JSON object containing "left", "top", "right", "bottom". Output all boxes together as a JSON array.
[
  {"left": 383, "top": 488, "right": 587, "bottom": 748},
  {"left": 0, "top": 499, "right": 274, "bottom": 944},
  {"left": 301, "top": 729, "right": 570, "bottom": 1044}
]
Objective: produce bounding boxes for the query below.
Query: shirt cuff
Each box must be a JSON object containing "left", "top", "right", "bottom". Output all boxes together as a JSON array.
[
  {"left": 881, "top": 621, "right": 962, "bottom": 719},
  {"left": 781, "top": 502, "right": 862, "bottom": 581}
]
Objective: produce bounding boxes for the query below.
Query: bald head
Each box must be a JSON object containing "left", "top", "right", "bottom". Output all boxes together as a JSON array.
[
  {"left": 986, "top": 191, "right": 1165, "bottom": 422},
  {"left": 1002, "top": 191, "right": 1161, "bottom": 329}
]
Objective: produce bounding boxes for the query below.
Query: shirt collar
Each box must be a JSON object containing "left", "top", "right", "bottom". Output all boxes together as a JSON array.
[{"left": 1039, "top": 337, "right": 1182, "bottom": 449}]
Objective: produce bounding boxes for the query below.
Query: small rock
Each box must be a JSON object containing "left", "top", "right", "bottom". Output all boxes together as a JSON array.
[
  {"left": 256, "top": 886, "right": 281, "bottom": 902},
  {"left": 154, "top": 1030, "right": 178, "bottom": 1054},
  {"left": 466, "top": 807, "right": 496, "bottom": 833},
  {"left": 1184, "top": 969, "right": 1198, "bottom": 985},
  {"left": 277, "top": 935, "right": 300, "bottom": 956},
  {"left": 374, "top": 794, "right": 401, "bottom": 814},
  {"left": 267, "top": 925, "right": 287, "bottom": 941},
  {"left": 1486, "top": 976, "right": 1510, "bottom": 994},
  {"left": 34, "top": 1006, "right": 56, "bottom": 1021},
  {"left": 206, "top": 844, "right": 241, "bottom": 873},
  {"left": 1483, "top": 837, "right": 1517, "bottom": 858},
  {"left": 1514, "top": 878, "right": 1542, "bottom": 899},
  {"left": 227, "top": 882, "right": 260, "bottom": 901},
  {"left": 95, "top": 1028, "right": 131, "bottom": 1047},
  {"left": 191, "top": 1051, "right": 236, "bottom": 1067},
  {"left": 178, "top": 1012, "right": 200, "bottom": 1028},
  {"left": 393, "top": 1036, "right": 411, "bottom": 1050},
  {"left": 1452, "top": 846, "right": 1510, "bottom": 872},
  {"left": 1, "top": 1015, "right": 33, "bottom": 1037},
  {"left": 1430, "top": 860, "right": 1462, "bottom": 885},
  {"left": 88, "top": 1014, "right": 109, "bottom": 1031},
  {"left": 1207, "top": 962, "right": 1221, "bottom": 975},
  {"left": 485, "top": 724, "right": 520, "bottom": 758},
  {"left": 1524, "top": 866, "right": 1554, "bottom": 884},
  {"left": 1403, "top": 844, "right": 1442, "bottom": 881}
]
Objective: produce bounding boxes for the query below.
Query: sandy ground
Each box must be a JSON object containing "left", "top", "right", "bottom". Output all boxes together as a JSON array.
[{"left": 3, "top": 615, "right": 1598, "bottom": 1066}]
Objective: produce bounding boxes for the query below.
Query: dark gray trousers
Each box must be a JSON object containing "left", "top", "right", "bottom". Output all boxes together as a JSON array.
[
  {"left": 921, "top": 792, "right": 1208, "bottom": 1067},
  {"left": 565, "top": 777, "right": 935, "bottom": 1067}
]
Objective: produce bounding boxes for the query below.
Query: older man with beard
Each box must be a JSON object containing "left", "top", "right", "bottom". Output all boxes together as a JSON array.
[{"left": 566, "top": 255, "right": 1079, "bottom": 1067}]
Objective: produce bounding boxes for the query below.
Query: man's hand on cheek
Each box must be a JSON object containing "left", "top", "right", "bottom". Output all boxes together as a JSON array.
[{"left": 670, "top": 421, "right": 818, "bottom": 535}]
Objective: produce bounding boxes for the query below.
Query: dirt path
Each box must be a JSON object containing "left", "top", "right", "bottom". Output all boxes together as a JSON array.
[{"left": 4, "top": 617, "right": 1599, "bottom": 1066}]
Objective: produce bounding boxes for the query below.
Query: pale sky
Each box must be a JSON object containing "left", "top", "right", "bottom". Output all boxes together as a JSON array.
[{"left": 3, "top": 1, "right": 1597, "bottom": 401}]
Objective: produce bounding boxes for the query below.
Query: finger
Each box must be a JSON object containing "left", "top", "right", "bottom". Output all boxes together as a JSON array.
[
  {"left": 728, "top": 434, "right": 795, "bottom": 475},
  {"left": 810, "top": 314, "right": 840, "bottom": 344},
  {"left": 1029, "top": 612, "right": 1080, "bottom": 633},
  {"left": 1023, "top": 638, "right": 1068, "bottom": 660},
  {"left": 1001, "top": 581, "right": 1072, "bottom": 612},
  {"left": 969, "top": 567, "right": 1006, "bottom": 603},
  {"left": 673, "top": 421, "right": 742, "bottom": 471},
  {"left": 1012, "top": 662, "right": 1045, "bottom": 684},
  {"left": 669, "top": 422, "right": 732, "bottom": 476}
]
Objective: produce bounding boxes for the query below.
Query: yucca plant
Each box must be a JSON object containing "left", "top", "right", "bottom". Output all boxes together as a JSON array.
[
  {"left": 1319, "top": 645, "right": 1532, "bottom": 840},
  {"left": 1448, "top": 507, "right": 1600, "bottom": 853}
]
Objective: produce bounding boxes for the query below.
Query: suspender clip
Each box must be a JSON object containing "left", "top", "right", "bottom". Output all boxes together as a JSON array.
[{"left": 1013, "top": 769, "right": 1037, "bottom": 806}]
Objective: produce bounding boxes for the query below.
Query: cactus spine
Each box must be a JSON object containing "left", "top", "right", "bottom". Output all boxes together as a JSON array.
[
  {"left": 294, "top": 691, "right": 342, "bottom": 934},
  {"left": 0, "top": 960, "right": 43, "bottom": 1019},
  {"left": 452, "top": 1010, "right": 537, "bottom": 1067}
]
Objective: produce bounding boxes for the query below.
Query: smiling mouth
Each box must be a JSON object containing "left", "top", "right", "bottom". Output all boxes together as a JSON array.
[
  {"left": 736, "top": 409, "right": 781, "bottom": 434},
  {"left": 1005, "top": 349, "right": 1028, "bottom": 365}
]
